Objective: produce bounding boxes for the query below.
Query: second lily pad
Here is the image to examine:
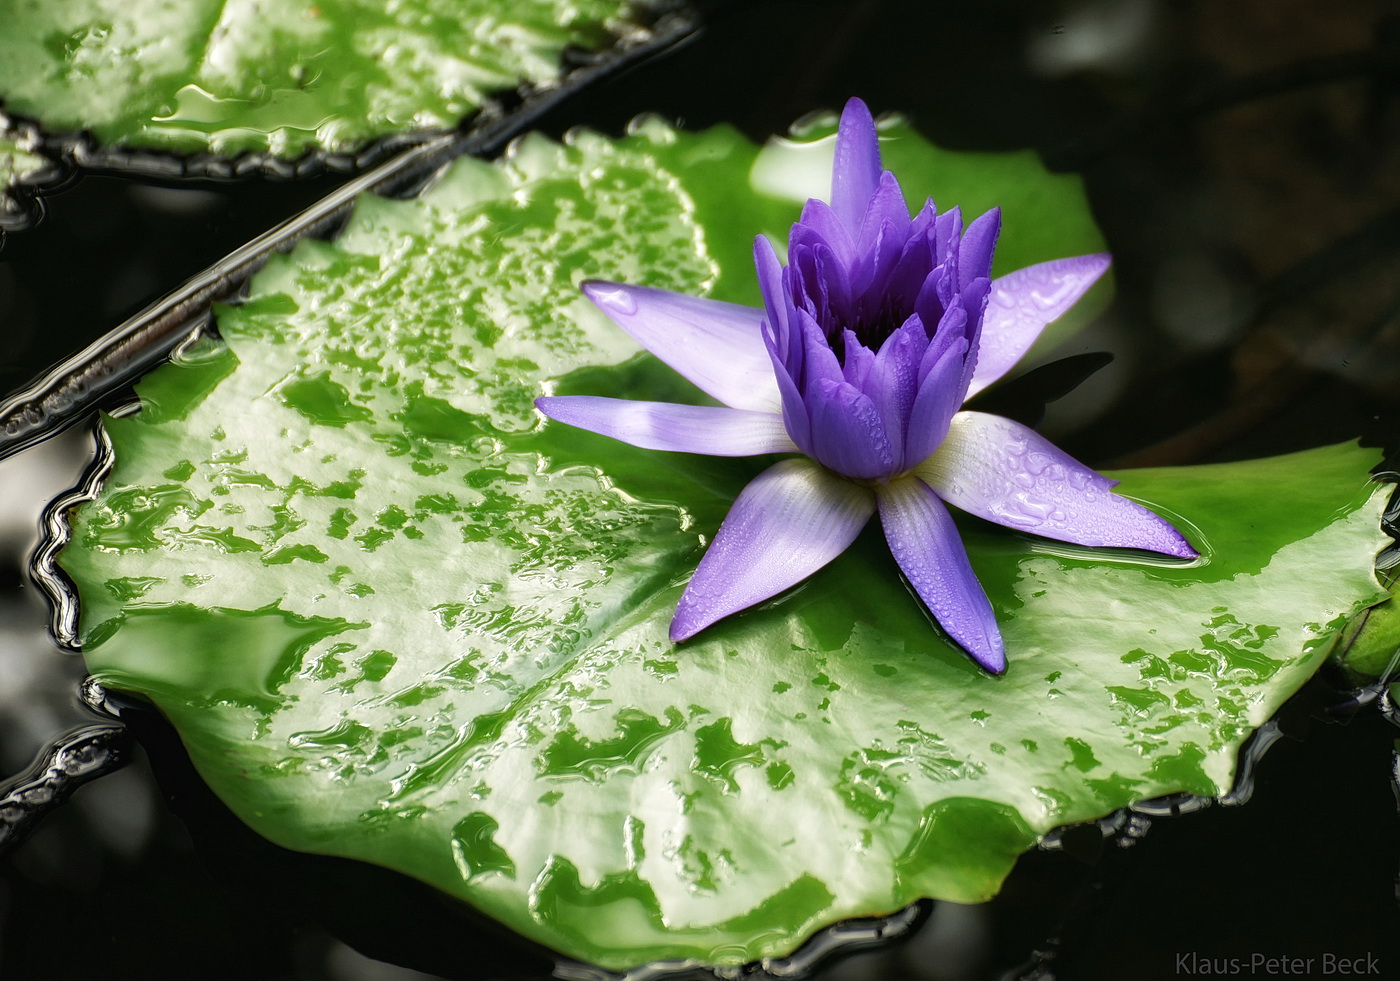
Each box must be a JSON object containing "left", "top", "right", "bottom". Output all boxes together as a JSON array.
[
  {"left": 0, "top": 133, "right": 51, "bottom": 227},
  {"left": 0, "top": 0, "right": 631, "bottom": 157}
]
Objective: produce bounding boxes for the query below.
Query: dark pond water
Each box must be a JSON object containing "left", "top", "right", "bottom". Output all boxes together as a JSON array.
[{"left": 2, "top": 1, "right": 1400, "bottom": 978}]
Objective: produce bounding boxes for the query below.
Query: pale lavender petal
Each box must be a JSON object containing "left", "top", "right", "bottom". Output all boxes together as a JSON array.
[
  {"left": 967, "top": 254, "right": 1112, "bottom": 397},
  {"left": 876, "top": 477, "right": 1005, "bottom": 673},
  {"left": 958, "top": 207, "right": 1002, "bottom": 289},
  {"left": 807, "top": 378, "right": 896, "bottom": 480},
  {"left": 831, "top": 98, "right": 882, "bottom": 235},
  {"left": 536, "top": 397, "right": 797, "bottom": 457},
  {"left": 581, "top": 281, "right": 780, "bottom": 413},
  {"left": 671, "top": 458, "right": 875, "bottom": 640},
  {"left": 916, "top": 411, "right": 1198, "bottom": 558}
]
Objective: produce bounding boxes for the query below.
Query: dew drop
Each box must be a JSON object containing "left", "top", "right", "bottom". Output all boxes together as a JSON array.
[
  {"left": 590, "top": 284, "right": 638, "bottom": 316},
  {"left": 1031, "top": 280, "right": 1076, "bottom": 310}
]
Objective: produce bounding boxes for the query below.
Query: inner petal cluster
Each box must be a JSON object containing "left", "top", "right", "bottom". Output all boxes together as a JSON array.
[{"left": 756, "top": 173, "right": 1001, "bottom": 482}]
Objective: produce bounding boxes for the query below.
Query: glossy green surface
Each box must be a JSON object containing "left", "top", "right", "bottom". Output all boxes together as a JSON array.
[
  {"left": 1, "top": 136, "right": 45, "bottom": 184},
  {"left": 0, "top": 0, "right": 628, "bottom": 156},
  {"left": 0, "top": 135, "right": 47, "bottom": 219},
  {"left": 61, "top": 121, "right": 1390, "bottom": 969},
  {"left": 1334, "top": 582, "right": 1400, "bottom": 680}
]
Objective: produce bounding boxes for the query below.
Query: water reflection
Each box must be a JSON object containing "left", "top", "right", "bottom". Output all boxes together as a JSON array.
[{"left": 0, "top": 427, "right": 92, "bottom": 775}]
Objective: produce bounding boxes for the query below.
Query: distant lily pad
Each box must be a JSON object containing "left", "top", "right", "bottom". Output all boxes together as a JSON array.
[
  {"left": 0, "top": 0, "right": 631, "bottom": 157},
  {"left": 0, "top": 133, "right": 52, "bottom": 225},
  {"left": 59, "top": 118, "right": 1390, "bottom": 969}
]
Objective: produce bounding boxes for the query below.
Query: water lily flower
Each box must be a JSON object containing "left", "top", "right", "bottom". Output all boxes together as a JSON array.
[{"left": 537, "top": 98, "right": 1196, "bottom": 673}]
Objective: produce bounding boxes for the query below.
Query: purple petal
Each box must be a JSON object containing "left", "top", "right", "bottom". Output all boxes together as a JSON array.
[
  {"left": 581, "top": 281, "right": 781, "bottom": 413},
  {"left": 815, "top": 244, "right": 854, "bottom": 326},
  {"left": 761, "top": 322, "right": 813, "bottom": 455},
  {"left": 536, "top": 397, "right": 796, "bottom": 456},
  {"left": 876, "top": 477, "right": 1005, "bottom": 673},
  {"left": 953, "top": 275, "right": 992, "bottom": 396},
  {"left": 883, "top": 219, "right": 939, "bottom": 316},
  {"left": 968, "top": 254, "right": 1112, "bottom": 396},
  {"left": 788, "top": 244, "right": 828, "bottom": 322},
  {"left": 933, "top": 207, "right": 963, "bottom": 263},
  {"left": 831, "top": 98, "right": 882, "bottom": 235},
  {"left": 807, "top": 378, "right": 896, "bottom": 480},
  {"left": 755, "top": 238, "right": 806, "bottom": 386},
  {"left": 916, "top": 411, "right": 1198, "bottom": 558},
  {"left": 754, "top": 236, "right": 791, "bottom": 340},
  {"left": 958, "top": 207, "right": 1002, "bottom": 289},
  {"left": 904, "top": 327, "right": 969, "bottom": 466},
  {"left": 865, "top": 316, "right": 925, "bottom": 468},
  {"left": 856, "top": 171, "right": 911, "bottom": 259},
  {"left": 850, "top": 214, "right": 910, "bottom": 313},
  {"left": 798, "top": 199, "right": 856, "bottom": 267},
  {"left": 798, "top": 308, "right": 845, "bottom": 389},
  {"left": 671, "top": 458, "right": 875, "bottom": 640},
  {"left": 908, "top": 198, "right": 937, "bottom": 237},
  {"left": 787, "top": 240, "right": 853, "bottom": 329},
  {"left": 919, "top": 304, "right": 968, "bottom": 383},
  {"left": 841, "top": 330, "right": 876, "bottom": 390},
  {"left": 913, "top": 262, "right": 952, "bottom": 330}
]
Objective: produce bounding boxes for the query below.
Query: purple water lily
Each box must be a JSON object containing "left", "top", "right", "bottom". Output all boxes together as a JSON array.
[{"left": 537, "top": 98, "right": 1196, "bottom": 673}]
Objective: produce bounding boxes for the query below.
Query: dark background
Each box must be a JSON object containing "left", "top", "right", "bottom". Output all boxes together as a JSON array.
[{"left": 2, "top": 1, "right": 1399, "bottom": 978}]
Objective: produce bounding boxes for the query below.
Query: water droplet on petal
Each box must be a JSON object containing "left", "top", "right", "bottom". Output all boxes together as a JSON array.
[
  {"left": 1030, "top": 282, "right": 1076, "bottom": 310},
  {"left": 1025, "top": 451, "right": 1053, "bottom": 474},
  {"left": 590, "top": 285, "right": 638, "bottom": 316}
]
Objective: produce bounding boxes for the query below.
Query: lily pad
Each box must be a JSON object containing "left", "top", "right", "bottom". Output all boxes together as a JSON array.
[
  {"left": 59, "top": 119, "right": 1391, "bottom": 969},
  {"left": 0, "top": 0, "right": 630, "bottom": 157}
]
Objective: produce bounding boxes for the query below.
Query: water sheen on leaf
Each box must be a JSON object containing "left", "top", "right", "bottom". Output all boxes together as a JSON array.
[
  {"left": 60, "top": 120, "right": 1391, "bottom": 969},
  {"left": 0, "top": 0, "right": 629, "bottom": 156}
]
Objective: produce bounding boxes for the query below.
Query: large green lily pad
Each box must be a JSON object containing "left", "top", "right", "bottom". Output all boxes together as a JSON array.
[
  {"left": 60, "top": 118, "right": 1391, "bottom": 969},
  {"left": 0, "top": 0, "right": 630, "bottom": 157}
]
